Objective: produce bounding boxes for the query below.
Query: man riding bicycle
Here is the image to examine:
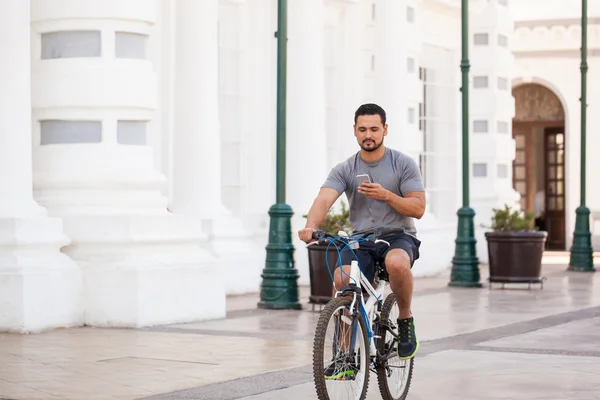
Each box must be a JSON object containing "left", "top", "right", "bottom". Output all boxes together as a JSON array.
[{"left": 298, "top": 103, "right": 426, "bottom": 361}]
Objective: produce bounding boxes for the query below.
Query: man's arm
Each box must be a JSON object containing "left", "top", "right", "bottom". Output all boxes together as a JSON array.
[
  {"left": 357, "top": 184, "right": 426, "bottom": 219},
  {"left": 385, "top": 190, "right": 426, "bottom": 219},
  {"left": 298, "top": 188, "right": 341, "bottom": 242}
]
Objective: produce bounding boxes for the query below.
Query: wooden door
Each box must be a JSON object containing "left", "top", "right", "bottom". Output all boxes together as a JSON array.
[
  {"left": 512, "top": 127, "right": 529, "bottom": 211},
  {"left": 544, "top": 127, "right": 566, "bottom": 250}
]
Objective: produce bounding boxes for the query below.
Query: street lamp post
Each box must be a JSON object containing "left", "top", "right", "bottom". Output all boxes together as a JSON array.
[
  {"left": 258, "top": 0, "right": 302, "bottom": 309},
  {"left": 568, "top": 0, "right": 595, "bottom": 272},
  {"left": 449, "top": 0, "right": 482, "bottom": 287}
]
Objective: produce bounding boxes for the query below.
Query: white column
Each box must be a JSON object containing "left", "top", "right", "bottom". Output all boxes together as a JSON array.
[
  {"left": 338, "top": 1, "right": 366, "bottom": 159},
  {"left": 239, "top": 0, "right": 277, "bottom": 235},
  {"left": 0, "top": 0, "right": 81, "bottom": 333},
  {"left": 171, "top": 0, "right": 265, "bottom": 295},
  {"left": 287, "top": 0, "right": 329, "bottom": 284},
  {"left": 375, "top": 0, "right": 408, "bottom": 151},
  {"left": 30, "top": 0, "right": 224, "bottom": 327},
  {"left": 470, "top": 0, "right": 519, "bottom": 262},
  {"left": 405, "top": 0, "right": 423, "bottom": 160},
  {"left": 171, "top": 0, "right": 222, "bottom": 215}
]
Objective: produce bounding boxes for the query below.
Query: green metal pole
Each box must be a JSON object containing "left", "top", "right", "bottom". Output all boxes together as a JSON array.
[
  {"left": 258, "top": 0, "right": 302, "bottom": 309},
  {"left": 568, "top": 0, "right": 595, "bottom": 272},
  {"left": 449, "top": 0, "right": 482, "bottom": 287}
]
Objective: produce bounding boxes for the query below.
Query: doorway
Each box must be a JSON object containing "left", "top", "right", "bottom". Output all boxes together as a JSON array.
[{"left": 512, "top": 83, "right": 566, "bottom": 250}]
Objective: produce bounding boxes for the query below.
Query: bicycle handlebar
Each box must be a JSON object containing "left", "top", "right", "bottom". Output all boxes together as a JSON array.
[{"left": 308, "top": 227, "right": 406, "bottom": 247}]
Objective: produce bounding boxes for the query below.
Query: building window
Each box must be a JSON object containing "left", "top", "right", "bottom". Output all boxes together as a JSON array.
[
  {"left": 418, "top": 46, "right": 459, "bottom": 218},
  {"left": 497, "top": 77, "right": 509, "bottom": 90},
  {"left": 497, "top": 164, "right": 508, "bottom": 178},
  {"left": 371, "top": 54, "right": 375, "bottom": 71},
  {"left": 498, "top": 0, "right": 508, "bottom": 5},
  {"left": 407, "top": 6, "right": 415, "bottom": 22},
  {"left": 419, "top": 67, "right": 427, "bottom": 134},
  {"left": 115, "top": 32, "right": 147, "bottom": 59},
  {"left": 117, "top": 121, "right": 147, "bottom": 145},
  {"left": 473, "top": 163, "right": 488, "bottom": 177},
  {"left": 40, "top": 120, "right": 102, "bottom": 144},
  {"left": 498, "top": 34, "right": 508, "bottom": 47},
  {"left": 372, "top": 3, "right": 376, "bottom": 20},
  {"left": 41, "top": 31, "right": 101, "bottom": 59},
  {"left": 497, "top": 121, "right": 509, "bottom": 133},
  {"left": 474, "top": 76, "right": 489, "bottom": 88},
  {"left": 473, "top": 120, "right": 488, "bottom": 133},
  {"left": 408, "top": 108, "right": 415, "bottom": 124},
  {"left": 474, "top": 33, "right": 489, "bottom": 45},
  {"left": 407, "top": 57, "right": 415, "bottom": 73}
]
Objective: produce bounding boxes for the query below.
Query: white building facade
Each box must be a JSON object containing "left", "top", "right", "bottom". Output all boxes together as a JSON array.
[{"left": 1, "top": 0, "right": 598, "bottom": 333}]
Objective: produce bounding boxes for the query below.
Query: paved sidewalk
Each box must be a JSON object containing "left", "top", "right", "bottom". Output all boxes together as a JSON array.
[{"left": 1, "top": 255, "right": 599, "bottom": 399}]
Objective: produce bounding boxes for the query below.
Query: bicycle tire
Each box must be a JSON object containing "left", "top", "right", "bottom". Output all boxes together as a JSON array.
[
  {"left": 312, "top": 296, "right": 370, "bottom": 400},
  {"left": 376, "top": 293, "right": 414, "bottom": 400}
]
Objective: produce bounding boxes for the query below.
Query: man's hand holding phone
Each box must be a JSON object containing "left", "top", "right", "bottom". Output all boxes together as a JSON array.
[{"left": 357, "top": 174, "right": 390, "bottom": 201}]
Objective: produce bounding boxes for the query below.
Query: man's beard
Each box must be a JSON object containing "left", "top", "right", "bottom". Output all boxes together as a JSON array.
[{"left": 360, "top": 138, "right": 383, "bottom": 152}]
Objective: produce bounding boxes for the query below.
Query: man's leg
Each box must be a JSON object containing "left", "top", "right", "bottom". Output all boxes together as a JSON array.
[
  {"left": 332, "top": 264, "right": 353, "bottom": 296},
  {"left": 330, "top": 249, "right": 375, "bottom": 352},
  {"left": 384, "top": 246, "right": 418, "bottom": 360},
  {"left": 384, "top": 249, "right": 413, "bottom": 319},
  {"left": 324, "top": 265, "right": 353, "bottom": 377}
]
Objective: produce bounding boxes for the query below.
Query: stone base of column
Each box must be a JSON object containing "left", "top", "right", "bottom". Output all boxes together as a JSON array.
[
  {"left": 63, "top": 214, "right": 225, "bottom": 328},
  {"left": 0, "top": 217, "right": 83, "bottom": 333},
  {"left": 203, "top": 213, "right": 266, "bottom": 295}
]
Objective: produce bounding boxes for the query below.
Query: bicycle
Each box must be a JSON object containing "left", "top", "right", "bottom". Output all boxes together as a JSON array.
[{"left": 307, "top": 228, "right": 414, "bottom": 400}]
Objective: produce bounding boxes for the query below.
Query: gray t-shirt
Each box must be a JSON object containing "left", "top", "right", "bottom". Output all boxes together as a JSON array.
[{"left": 322, "top": 148, "right": 425, "bottom": 234}]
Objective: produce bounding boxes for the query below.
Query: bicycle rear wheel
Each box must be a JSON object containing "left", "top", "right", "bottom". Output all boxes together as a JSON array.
[
  {"left": 376, "top": 293, "right": 414, "bottom": 400},
  {"left": 312, "top": 296, "right": 370, "bottom": 400}
]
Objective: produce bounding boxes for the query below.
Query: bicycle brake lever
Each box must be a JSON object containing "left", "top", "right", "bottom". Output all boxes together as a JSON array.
[{"left": 374, "top": 239, "right": 391, "bottom": 246}]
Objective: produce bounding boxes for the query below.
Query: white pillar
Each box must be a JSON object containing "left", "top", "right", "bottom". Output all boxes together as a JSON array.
[
  {"left": 170, "top": 0, "right": 265, "bottom": 295},
  {"left": 375, "top": 0, "right": 409, "bottom": 151},
  {"left": 287, "top": 0, "right": 329, "bottom": 284},
  {"left": 30, "top": 0, "right": 224, "bottom": 327},
  {"left": 171, "top": 0, "right": 222, "bottom": 215},
  {"left": 469, "top": 0, "right": 519, "bottom": 262},
  {"left": 338, "top": 1, "right": 366, "bottom": 159},
  {"left": 0, "top": 0, "right": 81, "bottom": 333},
  {"left": 239, "top": 0, "right": 277, "bottom": 235}
]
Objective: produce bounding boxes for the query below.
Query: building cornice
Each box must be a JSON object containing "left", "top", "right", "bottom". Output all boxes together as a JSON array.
[
  {"left": 513, "top": 21, "right": 600, "bottom": 54},
  {"left": 515, "top": 17, "right": 600, "bottom": 28}
]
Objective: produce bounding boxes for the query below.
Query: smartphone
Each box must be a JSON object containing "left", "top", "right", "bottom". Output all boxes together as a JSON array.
[{"left": 356, "top": 174, "right": 371, "bottom": 186}]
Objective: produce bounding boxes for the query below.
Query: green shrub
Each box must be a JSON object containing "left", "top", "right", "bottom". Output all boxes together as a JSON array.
[
  {"left": 303, "top": 200, "right": 354, "bottom": 235},
  {"left": 490, "top": 204, "right": 536, "bottom": 232}
]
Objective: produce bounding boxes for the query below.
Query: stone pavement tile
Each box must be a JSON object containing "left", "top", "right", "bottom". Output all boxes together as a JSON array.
[
  {"left": 238, "top": 350, "right": 600, "bottom": 400},
  {"left": 0, "top": 378, "right": 64, "bottom": 399},
  {"left": 476, "top": 316, "right": 600, "bottom": 354},
  {"left": 164, "top": 309, "right": 319, "bottom": 341},
  {"left": 411, "top": 269, "right": 600, "bottom": 342},
  {"left": 1, "top": 262, "right": 598, "bottom": 400},
  {"left": 0, "top": 328, "right": 312, "bottom": 400}
]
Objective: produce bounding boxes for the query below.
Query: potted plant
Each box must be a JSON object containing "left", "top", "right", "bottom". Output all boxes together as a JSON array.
[
  {"left": 305, "top": 201, "right": 353, "bottom": 306},
  {"left": 485, "top": 204, "right": 548, "bottom": 286}
]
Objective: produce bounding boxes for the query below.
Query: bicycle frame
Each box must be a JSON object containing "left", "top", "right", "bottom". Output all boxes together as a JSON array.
[{"left": 336, "top": 259, "right": 387, "bottom": 357}]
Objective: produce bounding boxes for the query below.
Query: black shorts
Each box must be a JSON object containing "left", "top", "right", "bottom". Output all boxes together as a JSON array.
[{"left": 336, "top": 233, "right": 421, "bottom": 282}]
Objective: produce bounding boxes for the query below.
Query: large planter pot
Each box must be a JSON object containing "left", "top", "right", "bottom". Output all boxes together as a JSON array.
[
  {"left": 307, "top": 243, "right": 339, "bottom": 305},
  {"left": 485, "top": 230, "right": 548, "bottom": 284}
]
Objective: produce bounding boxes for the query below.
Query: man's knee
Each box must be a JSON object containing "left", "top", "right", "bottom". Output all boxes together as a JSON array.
[
  {"left": 333, "top": 265, "right": 353, "bottom": 289},
  {"left": 385, "top": 249, "right": 412, "bottom": 277}
]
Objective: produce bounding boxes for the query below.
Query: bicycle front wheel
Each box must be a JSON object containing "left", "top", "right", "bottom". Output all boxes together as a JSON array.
[
  {"left": 376, "top": 293, "right": 414, "bottom": 400},
  {"left": 312, "top": 296, "right": 370, "bottom": 400}
]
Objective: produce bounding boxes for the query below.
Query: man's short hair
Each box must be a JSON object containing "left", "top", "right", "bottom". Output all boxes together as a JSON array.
[{"left": 354, "top": 103, "right": 387, "bottom": 125}]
